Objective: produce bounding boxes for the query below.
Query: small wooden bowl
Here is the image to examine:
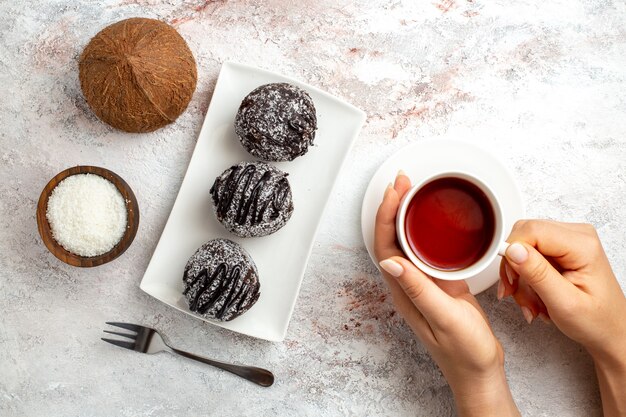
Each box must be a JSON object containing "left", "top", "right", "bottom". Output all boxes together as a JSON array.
[{"left": 36, "top": 166, "right": 140, "bottom": 267}]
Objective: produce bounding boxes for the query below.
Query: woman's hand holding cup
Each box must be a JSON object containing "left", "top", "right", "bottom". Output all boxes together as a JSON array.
[
  {"left": 499, "top": 220, "right": 626, "bottom": 416},
  {"left": 375, "top": 172, "right": 520, "bottom": 417},
  {"left": 375, "top": 169, "right": 626, "bottom": 416}
]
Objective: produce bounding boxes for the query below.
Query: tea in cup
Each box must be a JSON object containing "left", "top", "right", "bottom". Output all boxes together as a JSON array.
[{"left": 396, "top": 172, "right": 509, "bottom": 280}]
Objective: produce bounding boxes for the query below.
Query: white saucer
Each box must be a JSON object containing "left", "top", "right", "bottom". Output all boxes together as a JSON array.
[{"left": 361, "top": 139, "right": 525, "bottom": 294}]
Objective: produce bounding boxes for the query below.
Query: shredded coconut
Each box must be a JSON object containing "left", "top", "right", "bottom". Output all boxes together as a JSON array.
[{"left": 46, "top": 173, "right": 128, "bottom": 257}]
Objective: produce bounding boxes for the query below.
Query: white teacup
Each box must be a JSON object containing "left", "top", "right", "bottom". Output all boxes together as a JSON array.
[{"left": 396, "top": 171, "right": 509, "bottom": 281}]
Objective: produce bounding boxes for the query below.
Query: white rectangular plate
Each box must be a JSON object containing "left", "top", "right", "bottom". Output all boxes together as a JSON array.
[{"left": 140, "top": 62, "right": 366, "bottom": 342}]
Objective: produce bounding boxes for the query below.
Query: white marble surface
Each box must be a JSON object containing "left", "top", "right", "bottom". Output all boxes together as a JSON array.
[{"left": 1, "top": 1, "right": 625, "bottom": 416}]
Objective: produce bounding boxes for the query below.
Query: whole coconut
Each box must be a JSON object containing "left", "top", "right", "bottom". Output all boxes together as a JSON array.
[{"left": 79, "top": 17, "right": 197, "bottom": 133}]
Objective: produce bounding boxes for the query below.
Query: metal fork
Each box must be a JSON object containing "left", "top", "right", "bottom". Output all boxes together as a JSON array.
[{"left": 101, "top": 322, "right": 274, "bottom": 387}]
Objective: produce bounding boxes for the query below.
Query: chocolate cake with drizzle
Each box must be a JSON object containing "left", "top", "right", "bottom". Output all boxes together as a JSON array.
[
  {"left": 182, "top": 239, "right": 260, "bottom": 321},
  {"left": 210, "top": 161, "right": 294, "bottom": 237},
  {"left": 235, "top": 83, "right": 317, "bottom": 161}
]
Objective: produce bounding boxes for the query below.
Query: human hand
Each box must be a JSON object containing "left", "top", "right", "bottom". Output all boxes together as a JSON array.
[
  {"left": 498, "top": 220, "right": 626, "bottom": 361},
  {"left": 498, "top": 220, "right": 626, "bottom": 416},
  {"left": 375, "top": 172, "right": 519, "bottom": 417}
]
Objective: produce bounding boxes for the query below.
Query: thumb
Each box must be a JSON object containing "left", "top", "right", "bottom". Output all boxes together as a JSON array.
[
  {"left": 505, "top": 242, "right": 578, "bottom": 310},
  {"left": 379, "top": 256, "right": 455, "bottom": 328}
]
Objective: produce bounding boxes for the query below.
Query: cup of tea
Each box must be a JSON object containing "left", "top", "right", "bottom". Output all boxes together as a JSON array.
[{"left": 396, "top": 172, "right": 509, "bottom": 281}]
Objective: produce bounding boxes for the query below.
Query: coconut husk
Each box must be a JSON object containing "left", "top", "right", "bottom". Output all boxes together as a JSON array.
[{"left": 79, "top": 17, "right": 197, "bottom": 133}]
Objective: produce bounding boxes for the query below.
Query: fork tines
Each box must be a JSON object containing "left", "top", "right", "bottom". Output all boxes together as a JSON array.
[
  {"left": 106, "top": 322, "right": 141, "bottom": 332},
  {"left": 101, "top": 322, "right": 140, "bottom": 350},
  {"left": 103, "top": 329, "right": 134, "bottom": 339},
  {"left": 101, "top": 337, "right": 136, "bottom": 350}
]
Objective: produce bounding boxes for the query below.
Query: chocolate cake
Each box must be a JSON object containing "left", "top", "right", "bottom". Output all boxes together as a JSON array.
[
  {"left": 182, "top": 239, "right": 260, "bottom": 321},
  {"left": 234, "top": 83, "right": 317, "bottom": 161},
  {"left": 210, "top": 161, "right": 294, "bottom": 237}
]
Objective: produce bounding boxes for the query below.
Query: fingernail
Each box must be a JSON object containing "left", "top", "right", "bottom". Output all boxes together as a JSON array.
[
  {"left": 379, "top": 259, "right": 404, "bottom": 277},
  {"left": 507, "top": 243, "right": 529, "bottom": 264},
  {"left": 397, "top": 169, "right": 407, "bottom": 177},
  {"left": 538, "top": 313, "right": 551, "bottom": 324},
  {"left": 497, "top": 280, "right": 505, "bottom": 300},
  {"left": 504, "top": 263, "right": 514, "bottom": 286},
  {"left": 383, "top": 183, "right": 393, "bottom": 198},
  {"left": 521, "top": 306, "right": 534, "bottom": 324}
]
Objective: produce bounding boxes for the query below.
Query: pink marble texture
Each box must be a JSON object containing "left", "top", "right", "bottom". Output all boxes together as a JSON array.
[{"left": 1, "top": 0, "right": 625, "bottom": 416}]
